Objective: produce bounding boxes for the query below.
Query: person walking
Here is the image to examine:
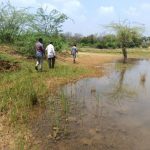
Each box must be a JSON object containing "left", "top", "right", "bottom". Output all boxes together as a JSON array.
[
  {"left": 35, "top": 38, "right": 45, "bottom": 71},
  {"left": 71, "top": 44, "right": 78, "bottom": 63},
  {"left": 45, "top": 42, "right": 56, "bottom": 69}
]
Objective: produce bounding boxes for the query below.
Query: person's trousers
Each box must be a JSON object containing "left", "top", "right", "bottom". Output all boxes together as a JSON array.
[
  {"left": 36, "top": 56, "right": 43, "bottom": 70},
  {"left": 72, "top": 53, "right": 76, "bottom": 63},
  {"left": 48, "top": 57, "right": 55, "bottom": 68}
]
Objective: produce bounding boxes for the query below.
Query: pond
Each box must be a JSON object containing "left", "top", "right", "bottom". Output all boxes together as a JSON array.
[
  {"left": 30, "top": 59, "right": 150, "bottom": 150},
  {"left": 60, "top": 59, "right": 150, "bottom": 150}
]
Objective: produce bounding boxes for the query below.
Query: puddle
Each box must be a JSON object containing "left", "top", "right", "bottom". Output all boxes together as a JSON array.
[
  {"left": 30, "top": 59, "right": 150, "bottom": 150},
  {"left": 59, "top": 59, "right": 150, "bottom": 150}
]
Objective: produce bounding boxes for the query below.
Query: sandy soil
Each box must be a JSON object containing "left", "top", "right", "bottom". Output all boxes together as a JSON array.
[{"left": 62, "top": 52, "right": 121, "bottom": 67}]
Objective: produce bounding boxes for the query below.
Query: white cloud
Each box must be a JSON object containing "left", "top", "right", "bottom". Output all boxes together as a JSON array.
[
  {"left": 54, "top": 0, "right": 86, "bottom": 23},
  {"left": 61, "top": 0, "right": 82, "bottom": 15},
  {"left": 98, "top": 6, "right": 114, "bottom": 15},
  {"left": 126, "top": 6, "right": 138, "bottom": 16},
  {"left": 3, "top": 0, "right": 84, "bottom": 16},
  {"left": 8, "top": 0, "right": 38, "bottom": 7},
  {"left": 53, "top": 0, "right": 76, "bottom": 3},
  {"left": 75, "top": 14, "right": 87, "bottom": 23},
  {"left": 141, "top": 3, "right": 150, "bottom": 10},
  {"left": 41, "top": 3, "right": 57, "bottom": 12}
]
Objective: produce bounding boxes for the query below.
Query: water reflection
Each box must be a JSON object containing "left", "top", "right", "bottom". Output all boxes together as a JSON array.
[
  {"left": 140, "top": 73, "right": 146, "bottom": 87},
  {"left": 105, "top": 66, "right": 137, "bottom": 105},
  {"left": 61, "top": 60, "right": 150, "bottom": 150}
]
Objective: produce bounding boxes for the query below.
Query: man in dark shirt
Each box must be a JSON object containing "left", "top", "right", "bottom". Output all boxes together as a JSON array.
[{"left": 35, "top": 38, "right": 44, "bottom": 71}]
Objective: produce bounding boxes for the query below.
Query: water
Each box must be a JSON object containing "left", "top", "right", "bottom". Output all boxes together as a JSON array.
[{"left": 61, "top": 59, "right": 150, "bottom": 150}]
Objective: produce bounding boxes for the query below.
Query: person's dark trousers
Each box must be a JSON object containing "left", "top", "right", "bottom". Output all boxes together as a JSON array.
[{"left": 48, "top": 57, "right": 55, "bottom": 68}]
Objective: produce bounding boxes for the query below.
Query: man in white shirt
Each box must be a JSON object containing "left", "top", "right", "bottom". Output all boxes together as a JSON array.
[{"left": 45, "top": 42, "right": 56, "bottom": 68}]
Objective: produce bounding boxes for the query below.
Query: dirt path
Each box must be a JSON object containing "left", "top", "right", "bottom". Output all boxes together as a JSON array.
[{"left": 63, "top": 52, "right": 121, "bottom": 67}]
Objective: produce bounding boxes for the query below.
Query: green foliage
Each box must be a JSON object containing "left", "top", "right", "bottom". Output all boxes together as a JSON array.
[
  {"left": 0, "top": 50, "right": 92, "bottom": 123},
  {"left": 15, "top": 33, "right": 67, "bottom": 56},
  {"left": 107, "top": 21, "right": 143, "bottom": 48},
  {"left": 0, "top": 1, "right": 33, "bottom": 43},
  {"left": 44, "top": 34, "right": 67, "bottom": 52},
  {"left": 106, "top": 21, "right": 144, "bottom": 62},
  {"left": 96, "top": 34, "right": 119, "bottom": 49},
  {"left": 0, "top": 77, "right": 38, "bottom": 122},
  {"left": 141, "top": 36, "right": 150, "bottom": 48},
  {"left": 14, "top": 33, "right": 36, "bottom": 56},
  {"left": 33, "top": 7, "right": 68, "bottom": 35},
  {"left": 0, "top": 1, "right": 68, "bottom": 55}
]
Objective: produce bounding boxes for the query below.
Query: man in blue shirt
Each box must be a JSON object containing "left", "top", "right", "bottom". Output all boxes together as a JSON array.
[{"left": 71, "top": 44, "right": 78, "bottom": 63}]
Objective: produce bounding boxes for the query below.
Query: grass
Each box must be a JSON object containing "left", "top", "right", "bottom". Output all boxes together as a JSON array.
[
  {"left": 0, "top": 45, "right": 94, "bottom": 149},
  {"left": 60, "top": 90, "right": 69, "bottom": 114},
  {"left": 1, "top": 45, "right": 150, "bottom": 148},
  {"left": 80, "top": 47, "right": 150, "bottom": 58},
  {"left": 0, "top": 46, "right": 93, "bottom": 125},
  {"left": 1, "top": 46, "right": 150, "bottom": 124}
]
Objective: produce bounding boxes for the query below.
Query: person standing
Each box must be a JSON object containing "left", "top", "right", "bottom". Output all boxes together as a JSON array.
[
  {"left": 35, "top": 38, "right": 45, "bottom": 71},
  {"left": 45, "top": 42, "right": 56, "bottom": 69},
  {"left": 71, "top": 44, "right": 78, "bottom": 63}
]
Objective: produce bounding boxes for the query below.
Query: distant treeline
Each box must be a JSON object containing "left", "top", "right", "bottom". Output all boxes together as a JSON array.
[{"left": 62, "top": 33, "right": 150, "bottom": 49}]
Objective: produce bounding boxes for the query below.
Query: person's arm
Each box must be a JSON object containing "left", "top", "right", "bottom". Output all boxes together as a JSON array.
[
  {"left": 45, "top": 46, "right": 48, "bottom": 58},
  {"left": 53, "top": 46, "right": 56, "bottom": 57},
  {"left": 76, "top": 48, "right": 78, "bottom": 53},
  {"left": 41, "top": 44, "right": 45, "bottom": 55}
]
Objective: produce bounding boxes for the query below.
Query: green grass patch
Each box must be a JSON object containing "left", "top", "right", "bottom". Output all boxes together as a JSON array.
[
  {"left": 80, "top": 47, "right": 150, "bottom": 58},
  {"left": 0, "top": 51, "right": 92, "bottom": 124}
]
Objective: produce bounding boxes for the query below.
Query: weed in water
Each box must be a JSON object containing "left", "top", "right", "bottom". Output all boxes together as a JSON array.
[{"left": 60, "top": 91, "right": 69, "bottom": 115}]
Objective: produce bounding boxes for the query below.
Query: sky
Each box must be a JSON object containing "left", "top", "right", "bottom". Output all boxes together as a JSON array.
[{"left": 1, "top": 0, "right": 150, "bottom": 36}]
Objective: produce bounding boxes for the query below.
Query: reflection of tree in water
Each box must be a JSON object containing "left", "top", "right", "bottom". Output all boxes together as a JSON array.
[
  {"left": 106, "top": 67, "right": 137, "bottom": 104},
  {"left": 140, "top": 73, "right": 146, "bottom": 88}
]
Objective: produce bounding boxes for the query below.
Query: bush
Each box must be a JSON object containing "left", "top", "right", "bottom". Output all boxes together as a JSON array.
[{"left": 14, "top": 33, "right": 68, "bottom": 56}]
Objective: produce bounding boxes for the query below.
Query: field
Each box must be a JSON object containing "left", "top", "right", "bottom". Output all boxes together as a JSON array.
[{"left": 1, "top": 45, "right": 150, "bottom": 149}]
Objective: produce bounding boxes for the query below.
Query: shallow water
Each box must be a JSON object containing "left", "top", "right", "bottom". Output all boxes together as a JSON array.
[{"left": 60, "top": 59, "right": 150, "bottom": 150}]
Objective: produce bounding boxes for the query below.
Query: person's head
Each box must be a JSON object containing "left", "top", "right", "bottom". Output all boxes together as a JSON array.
[
  {"left": 74, "top": 44, "right": 76, "bottom": 47},
  {"left": 38, "top": 38, "right": 43, "bottom": 43},
  {"left": 49, "top": 41, "right": 53, "bottom": 45}
]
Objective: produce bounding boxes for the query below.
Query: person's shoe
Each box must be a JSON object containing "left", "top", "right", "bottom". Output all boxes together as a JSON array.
[{"left": 35, "top": 66, "right": 38, "bottom": 70}]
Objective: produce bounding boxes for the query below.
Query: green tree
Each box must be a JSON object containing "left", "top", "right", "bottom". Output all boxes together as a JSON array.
[
  {"left": 0, "top": 1, "right": 33, "bottom": 43},
  {"left": 102, "top": 34, "right": 118, "bottom": 49},
  {"left": 107, "top": 22, "right": 143, "bottom": 63},
  {"left": 33, "top": 7, "right": 68, "bottom": 35}
]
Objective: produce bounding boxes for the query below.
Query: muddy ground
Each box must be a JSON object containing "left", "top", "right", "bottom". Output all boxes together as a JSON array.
[
  {"left": 0, "top": 60, "right": 20, "bottom": 72},
  {"left": 28, "top": 57, "right": 150, "bottom": 150},
  {"left": 1, "top": 50, "right": 122, "bottom": 149},
  {"left": 28, "top": 53, "right": 123, "bottom": 150}
]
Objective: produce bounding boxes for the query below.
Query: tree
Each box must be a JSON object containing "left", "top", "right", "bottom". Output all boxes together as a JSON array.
[
  {"left": 0, "top": 1, "right": 33, "bottom": 43},
  {"left": 33, "top": 7, "right": 68, "bottom": 35},
  {"left": 102, "top": 34, "right": 118, "bottom": 49},
  {"left": 107, "top": 22, "right": 143, "bottom": 63}
]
